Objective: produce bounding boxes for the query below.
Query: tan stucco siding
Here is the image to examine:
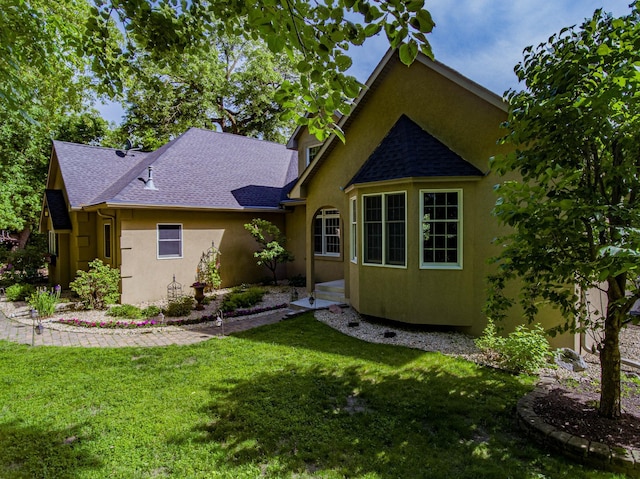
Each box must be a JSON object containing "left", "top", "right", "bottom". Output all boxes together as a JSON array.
[
  {"left": 349, "top": 180, "right": 477, "bottom": 326},
  {"left": 298, "top": 57, "right": 572, "bottom": 346},
  {"left": 296, "top": 131, "right": 323, "bottom": 177},
  {"left": 284, "top": 205, "right": 307, "bottom": 279},
  {"left": 118, "top": 209, "right": 287, "bottom": 304},
  {"left": 70, "top": 211, "right": 97, "bottom": 274}
]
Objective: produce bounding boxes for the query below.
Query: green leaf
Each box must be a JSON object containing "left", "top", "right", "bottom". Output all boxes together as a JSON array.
[
  {"left": 414, "top": 9, "right": 435, "bottom": 33},
  {"left": 398, "top": 41, "right": 418, "bottom": 66},
  {"left": 406, "top": 0, "right": 424, "bottom": 12},
  {"left": 335, "top": 54, "right": 353, "bottom": 71},
  {"left": 364, "top": 23, "right": 382, "bottom": 37}
]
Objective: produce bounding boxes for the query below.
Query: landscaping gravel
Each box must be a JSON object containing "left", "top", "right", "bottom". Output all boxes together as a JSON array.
[
  {"left": 314, "top": 307, "right": 484, "bottom": 361},
  {"left": 314, "top": 306, "right": 640, "bottom": 383}
]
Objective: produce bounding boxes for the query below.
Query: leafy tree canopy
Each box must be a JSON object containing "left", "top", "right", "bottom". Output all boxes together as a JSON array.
[
  {"left": 116, "top": 34, "right": 300, "bottom": 150},
  {"left": 487, "top": 3, "right": 640, "bottom": 418},
  {"left": 2, "top": 0, "right": 435, "bottom": 139}
]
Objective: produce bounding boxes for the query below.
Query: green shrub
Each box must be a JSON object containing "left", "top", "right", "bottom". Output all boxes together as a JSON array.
[
  {"left": 500, "top": 324, "right": 552, "bottom": 374},
  {"left": 164, "top": 296, "right": 193, "bottom": 317},
  {"left": 0, "top": 239, "right": 47, "bottom": 283},
  {"left": 69, "top": 259, "right": 120, "bottom": 310},
  {"left": 142, "top": 305, "right": 162, "bottom": 318},
  {"left": 288, "top": 274, "right": 306, "bottom": 287},
  {"left": 476, "top": 319, "right": 552, "bottom": 374},
  {"left": 27, "top": 286, "right": 61, "bottom": 317},
  {"left": 5, "top": 283, "right": 36, "bottom": 302},
  {"left": 107, "top": 304, "right": 144, "bottom": 319},
  {"left": 221, "top": 287, "right": 265, "bottom": 313}
]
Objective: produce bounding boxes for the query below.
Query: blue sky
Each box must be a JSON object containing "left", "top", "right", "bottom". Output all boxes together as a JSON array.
[{"left": 97, "top": 1, "right": 634, "bottom": 124}]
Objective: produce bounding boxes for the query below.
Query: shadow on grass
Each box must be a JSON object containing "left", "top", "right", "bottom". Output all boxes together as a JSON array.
[
  {"left": 167, "top": 321, "right": 601, "bottom": 479},
  {"left": 0, "top": 420, "right": 101, "bottom": 478},
  {"left": 230, "top": 314, "right": 429, "bottom": 368}
]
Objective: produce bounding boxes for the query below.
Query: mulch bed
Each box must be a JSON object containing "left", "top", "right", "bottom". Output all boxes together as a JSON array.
[{"left": 533, "top": 376, "right": 640, "bottom": 450}]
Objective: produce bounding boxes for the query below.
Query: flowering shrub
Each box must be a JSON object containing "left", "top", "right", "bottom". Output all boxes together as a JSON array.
[{"left": 55, "top": 303, "right": 288, "bottom": 329}]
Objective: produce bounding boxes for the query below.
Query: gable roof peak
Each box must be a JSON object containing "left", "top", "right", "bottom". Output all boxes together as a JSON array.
[{"left": 347, "top": 114, "right": 484, "bottom": 186}]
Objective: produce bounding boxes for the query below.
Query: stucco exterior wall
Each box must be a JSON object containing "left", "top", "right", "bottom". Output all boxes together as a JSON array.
[
  {"left": 298, "top": 57, "right": 572, "bottom": 347},
  {"left": 284, "top": 205, "right": 307, "bottom": 280},
  {"left": 117, "top": 209, "right": 287, "bottom": 304}
]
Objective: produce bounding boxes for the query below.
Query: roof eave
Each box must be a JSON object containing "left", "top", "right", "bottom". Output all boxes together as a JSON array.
[
  {"left": 81, "top": 202, "right": 287, "bottom": 213},
  {"left": 346, "top": 175, "right": 485, "bottom": 191},
  {"left": 289, "top": 48, "right": 397, "bottom": 197}
]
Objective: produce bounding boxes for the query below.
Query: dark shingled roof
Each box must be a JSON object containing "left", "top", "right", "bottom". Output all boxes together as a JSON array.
[
  {"left": 45, "top": 190, "right": 72, "bottom": 230},
  {"left": 54, "top": 128, "right": 298, "bottom": 210},
  {"left": 347, "top": 114, "right": 484, "bottom": 186}
]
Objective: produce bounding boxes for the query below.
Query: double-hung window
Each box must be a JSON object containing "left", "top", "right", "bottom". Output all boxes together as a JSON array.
[
  {"left": 104, "top": 224, "right": 112, "bottom": 259},
  {"left": 48, "top": 231, "right": 58, "bottom": 256},
  {"left": 350, "top": 197, "right": 357, "bottom": 263},
  {"left": 363, "top": 192, "right": 406, "bottom": 267},
  {"left": 314, "top": 209, "right": 340, "bottom": 256},
  {"left": 421, "top": 190, "right": 462, "bottom": 268},
  {"left": 306, "top": 144, "right": 322, "bottom": 165},
  {"left": 157, "top": 224, "right": 182, "bottom": 259}
]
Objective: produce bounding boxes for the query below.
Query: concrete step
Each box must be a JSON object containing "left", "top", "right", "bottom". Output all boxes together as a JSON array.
[
  {"left": 314, "top": 289, "right": 345, "bottom": 303},
  {"left": 314, "top": 279, "right": 345, "bottom": 303}
]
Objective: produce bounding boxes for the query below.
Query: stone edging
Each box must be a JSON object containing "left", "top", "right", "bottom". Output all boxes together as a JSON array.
[{"left": 516, "top": 378, "right": 640, "bottom": 477}]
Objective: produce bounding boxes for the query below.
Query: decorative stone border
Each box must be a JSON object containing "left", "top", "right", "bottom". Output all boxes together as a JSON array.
[{"left": 517, "top": 377, "right": 640, "bottom": 477}]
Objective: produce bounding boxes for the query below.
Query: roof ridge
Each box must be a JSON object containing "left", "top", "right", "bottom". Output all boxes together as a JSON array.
[
  {"left": 186, "top": 126, "right": 291, "bottom": 148},
  {"left": 52, "top": 139, "right": 152, "bottom": 154}
]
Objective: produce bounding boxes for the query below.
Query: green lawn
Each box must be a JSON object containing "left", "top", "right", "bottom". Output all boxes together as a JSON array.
[{"left": 0, "top": 314, "right": 626, "bottom": 478}]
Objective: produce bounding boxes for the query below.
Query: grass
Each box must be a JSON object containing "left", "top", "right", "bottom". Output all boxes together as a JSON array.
[{"left": 0, "top": 314, "right": 627, "bottom": 478}]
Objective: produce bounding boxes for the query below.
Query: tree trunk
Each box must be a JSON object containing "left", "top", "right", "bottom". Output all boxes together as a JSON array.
[
  {"left": 599, "top": 281, "right": 623, "bottom": 419},
  {"left": 15, "top": 227, "right": 31, "bottom": 250}
]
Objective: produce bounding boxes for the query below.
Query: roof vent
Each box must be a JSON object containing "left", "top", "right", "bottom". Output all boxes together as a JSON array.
[{"left": 138, "top": 166, "right": 158, "bottom": 191}]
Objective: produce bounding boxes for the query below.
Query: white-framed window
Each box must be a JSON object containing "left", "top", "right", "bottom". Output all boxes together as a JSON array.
[
  {"left": 421, "top": 189, "right": 462, "bottom": 269},
  {"left": 306, "top": 144, "right": 322, "bottom": 165},
  {"left": 48, "top": 231, "right": 58, "bottom": 256},
  {"left": 104, "top": 223, "right": 112, "bottom": 259},
  {"left": 363, "top": 192, "right": 406, "bottom": 267},
  {"left": 350, "top": 197, "right": 357, "bottom": 263},
  {"left": 157, "top": 224, "right": 182, "bottom": 259},
  {"left": 314, "top": 209, "right": 340, "bottom": 256}
]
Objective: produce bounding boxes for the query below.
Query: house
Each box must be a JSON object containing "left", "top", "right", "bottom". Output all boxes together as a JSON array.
[
  {"left": 41, "top": 129, "right": 303, "bottom": 304},
  {"left": 40, "top": 49, "right": 572, "bottom": 348},
  {"left": 285, "top": 49, "right": 570, "bottom": 348}
]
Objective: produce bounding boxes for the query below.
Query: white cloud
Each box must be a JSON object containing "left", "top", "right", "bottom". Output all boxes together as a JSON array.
[{"left": 416, "top": 0, "right": 634, "bottom": 94}]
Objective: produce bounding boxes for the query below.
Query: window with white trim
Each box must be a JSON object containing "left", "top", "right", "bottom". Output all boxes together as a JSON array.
[
  {"left": 421, "top": 190, "right": 462, "bottom": 268},
  {"left": 306, "top": 144, "right": 322, "bottom": 165},
  {"left": 157, "top": 224, "right": 182, "bottom": 259},
  {"left": 363, "top": 192, "right": 406, "bottom": 266},
  {"left": 314, "top": 209, "right": 340, "bottom": 256},
  {"left": 48, "top": 231, "right": 58, "bottom": 256},
  {"left": 350, "top": 197, "right": 357, "bottom": 263},
  {"left": 104, "top": 223, "right": 112, "bottom": 259}
]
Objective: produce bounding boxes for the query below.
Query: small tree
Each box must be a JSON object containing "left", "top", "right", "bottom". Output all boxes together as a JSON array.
[
  {"left": 487, "top": 5, "right": 640, "bottom": 419},
  {"left": 244, "top": 219, "right": 294, "bottom": 285}
]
